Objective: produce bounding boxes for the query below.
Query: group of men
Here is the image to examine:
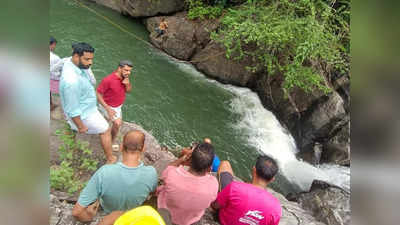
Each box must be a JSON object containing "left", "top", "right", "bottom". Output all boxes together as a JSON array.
[
  {"left": 50, "top": 38, "right": 132, "bottom": 164},
  {"left": 50, "top": 37, "right": 282, "bottom": 225},
  {"left": 71, "top": 132, "right": 281, "bottom": 225}
]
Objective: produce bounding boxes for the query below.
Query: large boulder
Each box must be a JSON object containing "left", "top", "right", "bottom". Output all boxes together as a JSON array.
[
  {"left": 253, "top": 72, "right": 326, "bottom": 132},
  {"left": 321, "top": 122, "right": 350, "bottom": 166},
  {"left": 296, "top": 91, "right": 348, "bottom": 153},
  {"left": 120, "top": 0, "right": 185, "bottom": 17},
  {"left": 145, "top": 12, "right": 220, "bottom": 60},
  {"left": 295, "top": 180, "right": 351, "bottom": 225},
  {"left": 192, "top": 42, "right": 261, "bottom": 86}
]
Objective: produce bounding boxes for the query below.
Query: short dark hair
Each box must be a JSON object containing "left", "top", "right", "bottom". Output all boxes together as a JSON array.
[
  {"left": 191, "top": 142, "right": 215, "bottom": 173},
  {"left": 72, "top": 42, "right": 95, "bottom": 56},
  {"left": 50, "top": 36, "right": 57, "bottom": 45},
  {"left": 255, "top": 155, "right": 279, "bottom": 181},
  {"left": 119, "top": 60, "right": 133, "bottom": 68}
]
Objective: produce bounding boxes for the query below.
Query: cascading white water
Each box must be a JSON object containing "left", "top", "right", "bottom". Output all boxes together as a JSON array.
[
  {"left": 225, "top": 86, "right": 350, "bottom": 192},
  {"left": 173, "top": 60, "right": 350, "bottom": 192}
]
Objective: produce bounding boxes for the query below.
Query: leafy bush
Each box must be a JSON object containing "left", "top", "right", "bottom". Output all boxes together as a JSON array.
[
  {"left": 211, "top": 0, "right": 350, "bottom": 93},
  {"left": 186, "top": 0, "right": 224, "bottom": 20},
  {"left": 50, "top": 124, "right": 98, "bottom": 195}
]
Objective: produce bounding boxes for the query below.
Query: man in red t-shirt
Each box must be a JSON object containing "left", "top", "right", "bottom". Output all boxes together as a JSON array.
[{"left": 97, "top": 60, "right": 133, "bottom": 143}]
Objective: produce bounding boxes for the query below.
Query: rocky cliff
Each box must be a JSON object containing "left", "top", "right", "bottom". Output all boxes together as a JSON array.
[{"left": 143, "top": 12, "right": 350, "bottom": 168}]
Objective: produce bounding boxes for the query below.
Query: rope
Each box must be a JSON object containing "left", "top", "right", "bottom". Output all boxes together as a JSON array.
[
  {"left": 74, "top": 0, "right": 152, "bottom": 48},
  {"left": 74, "top": 0, "right": 226, "bottom": 64}
]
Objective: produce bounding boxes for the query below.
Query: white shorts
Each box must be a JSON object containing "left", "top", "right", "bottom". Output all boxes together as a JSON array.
[
  {"left": 67, "top": 109, "right": 109, "bottom": 134},
  {"left": 99, "top": 104, "right": 122, "bottom": 121}
]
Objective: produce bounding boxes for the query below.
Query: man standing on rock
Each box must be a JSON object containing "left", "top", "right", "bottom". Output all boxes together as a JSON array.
[
  {"left": 97, "top": 60, "right": 133, "bottom": 144},
  {"left": 211, "top": 155, "right": 282, "bottom": 225},
  {"left": 72, "top": 130, "right": 158, "bottom": 223},
  {"left": 59, "top": 42, "right": 116, "bottom": 164}
]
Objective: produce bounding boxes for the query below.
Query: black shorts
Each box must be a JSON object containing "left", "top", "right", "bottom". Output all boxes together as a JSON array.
[{"left": 219, "top": 172, "right": 234, "bottom": 191}]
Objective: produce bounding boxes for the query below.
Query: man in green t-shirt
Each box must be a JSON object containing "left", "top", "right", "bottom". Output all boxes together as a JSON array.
[{"left": 72, "top": 130, "right": 158, "bottom": 222}]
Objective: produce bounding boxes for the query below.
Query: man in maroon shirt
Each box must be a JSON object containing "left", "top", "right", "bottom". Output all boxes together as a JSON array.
[{"left": 97, "top": 60, "right": 132, "bottom": 143}]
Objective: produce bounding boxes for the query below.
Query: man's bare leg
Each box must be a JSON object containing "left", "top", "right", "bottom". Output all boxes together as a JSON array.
[
  {"left": 50, "top": 93, "right": 56, "bottom": 111},
  {"left": 218, "top": 160, "right": 234, "bottom": 176},
  {"left": 97, "top": 211, "right": 124, "bottom": 225},
  {"left": 217, "top": 160, "right": 235, "bottom": 191},
  {"left": 99, "top": 128, "right": 117, "bottom": 164},
  {"left": 111, "top": 118, "right": 122, "bottom": 143}
]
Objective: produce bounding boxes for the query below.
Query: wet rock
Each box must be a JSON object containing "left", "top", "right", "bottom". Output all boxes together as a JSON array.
[
  {"left": 321, "top": 122, "right": 350, "bottom": 166},
  {"left": 297, "top": 142, "right": 323, "bottom": 165},
  {"left": 120, "top": 0, "right": 184, "bottom": 18},
  {"left": 50, "top": 194, "right": 104, "bottom": 225},
  {"left": 192, "top": 42, "right": 260, "bottom": 87},
  {"left": 296, "top": 180, "right": 350, "bottom": 225},
  {"left": 298, "top": 91, "right": 348, "bottom": 152},
  {"left": 332, "top": 74, "right": 350, "bottom": 112},
  {"left": 321, "top": 141, "right": 350, "bottom": 166}
]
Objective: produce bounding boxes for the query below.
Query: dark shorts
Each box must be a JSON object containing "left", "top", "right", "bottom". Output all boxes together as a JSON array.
[
  {"left": 155, "top": 27, "right": 165, "bottom": 35},
  {"left": 219, "top": 172, "right": 234, "bottom": 191}
]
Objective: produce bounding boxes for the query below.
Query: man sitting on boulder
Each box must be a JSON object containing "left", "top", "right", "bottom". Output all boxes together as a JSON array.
[
  {"left": 157, "top": 142, "right": 218, "bottom": 225},
  {"left": 72, "top": 130, "right": 158, "bottom": 223},
  {"left": 155, "top": 18, "right": 168, "bottom": 38},
  {"left": 211, "top": 155, "right": 282, "bottom": 225}
]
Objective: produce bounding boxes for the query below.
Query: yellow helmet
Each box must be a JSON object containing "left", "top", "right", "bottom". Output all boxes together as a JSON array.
[{"left": 114, "top": 206, "right": 165, "bottom": 225}]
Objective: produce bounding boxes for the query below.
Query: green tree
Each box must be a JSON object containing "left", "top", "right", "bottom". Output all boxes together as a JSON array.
[{"left": 211, "top": 0, "right": 350, "bottom": 93}]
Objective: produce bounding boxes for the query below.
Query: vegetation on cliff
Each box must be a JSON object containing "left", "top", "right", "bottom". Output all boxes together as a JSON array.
[
  {"left": 187, "top": 0, "right": 350, "bottom": 94},
  {"left": 50, "top": 124, "right": 98, "bottom": 194}
]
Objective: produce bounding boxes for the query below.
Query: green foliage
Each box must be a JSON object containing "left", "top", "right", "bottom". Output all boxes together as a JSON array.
[
  {"left": 211, "top": 0, "right": 350, "bottom": 93},
  {"left": 186, "top": 0, "right": 224, "bottom": 20},
  {"left": 50, "top": 124, "right": 98, "bottom": 195}
]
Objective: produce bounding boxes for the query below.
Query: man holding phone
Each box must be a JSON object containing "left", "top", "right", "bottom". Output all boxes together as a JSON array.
[{"left": 97, "top": 60, "right": 133, "bottom": 143}]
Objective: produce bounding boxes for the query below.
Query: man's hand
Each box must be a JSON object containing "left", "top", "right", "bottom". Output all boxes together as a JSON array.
[
  {"left": 78, "top": 124, "right": 88, "bottom": 133},
  {"left": 107, "top": 108, "right": 116, "bottom": 120},
  {"left": 181, "top": 148, "right": 193, "bottom": 166},
  {"left": 170, "top": 148, "right": 193, "bottom": 167},
  {"left": 87, "top": 200, "right": 100, "bottom": 218},
  {"left": 122, "top": 77, "right": 130, "bottom": 85}
]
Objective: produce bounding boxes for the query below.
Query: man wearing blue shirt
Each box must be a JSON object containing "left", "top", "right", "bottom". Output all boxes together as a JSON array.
[
  {"left": 72, "top": 130, "right": 158, "bottom": 223},
  {"left": 59, "top": 43, "right": 116, "bottom": 163}
]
